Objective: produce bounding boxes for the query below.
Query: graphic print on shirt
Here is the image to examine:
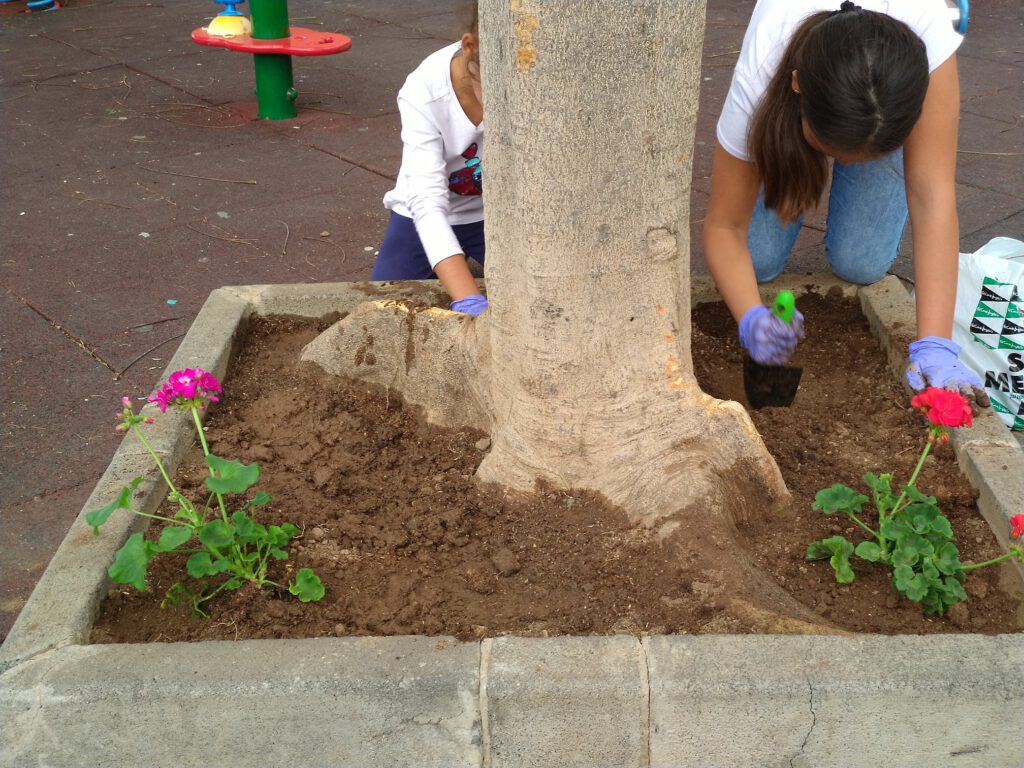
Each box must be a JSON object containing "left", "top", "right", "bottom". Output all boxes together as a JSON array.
[{"left": 448, "top": 143, "right": 482, "bottom": 196}]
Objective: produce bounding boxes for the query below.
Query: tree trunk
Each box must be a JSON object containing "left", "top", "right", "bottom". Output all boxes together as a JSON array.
[{"left": 303, "top": 0, "right": 831, "bottom": 630}]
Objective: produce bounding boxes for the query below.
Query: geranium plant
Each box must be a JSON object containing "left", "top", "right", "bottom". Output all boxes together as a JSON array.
[
  {"left": 87, "top": 368, "right": 324, "bottom": 616},
  {"left": 808, "top": 386, "right": 1024, "bottom": 615}
]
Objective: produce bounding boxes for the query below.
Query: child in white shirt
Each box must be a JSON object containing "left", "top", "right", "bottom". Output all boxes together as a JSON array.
[
  {"left": 371, "top": 7, "right": 487, "bottom": 316},
  {"left": 704, "top": 0, "right": 986, "bottom": 403}
]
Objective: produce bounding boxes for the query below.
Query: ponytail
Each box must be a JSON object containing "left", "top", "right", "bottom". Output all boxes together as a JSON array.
[{"left": 749, "top": 12, "right": 831, "bottom": 224}]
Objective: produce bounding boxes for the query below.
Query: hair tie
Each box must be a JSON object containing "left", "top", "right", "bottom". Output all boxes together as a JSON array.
[{"left": 833, "top": 0, "right": 861, "bottom": 14}]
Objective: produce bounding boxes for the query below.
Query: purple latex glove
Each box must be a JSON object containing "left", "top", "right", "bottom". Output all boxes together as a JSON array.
[
  {"left": 906, "top": 336, "right": 989, "bottom": 406},
  {"left": 738, "top": 304, "right": 805, "bottom": 366},
  {"left": 450, "top": 294, "right": 489, "bottom": 316}
]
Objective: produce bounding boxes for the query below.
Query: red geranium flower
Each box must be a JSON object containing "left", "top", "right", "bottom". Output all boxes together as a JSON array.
[
  {"left": 1011, "top": 514, "right": 1024, "bottom": 539},
  {"left": 910, "top": 387, "right": 973, "bottom": 429}
]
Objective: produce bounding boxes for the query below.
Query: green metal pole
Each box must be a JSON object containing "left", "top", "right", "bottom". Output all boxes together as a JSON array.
[{"left": 249, "top": 0, "right": 297, "bottom": 120}]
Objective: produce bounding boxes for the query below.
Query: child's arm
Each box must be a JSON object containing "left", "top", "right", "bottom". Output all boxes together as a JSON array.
[
  {"left": 704, "top": 144, "right": 804, "bottom": 364},
  {"left": 904, "top": 56, "right": 959, "bottom": 342},
  {"left": 903, "top": 55, "right": 986, "bottom": 401},
  {"left": 397, "top": 97, "right": 484, "bottom": 305},
  {"left": 703, "top": 144, "right": 763, "bottom": 324},
  {"left": 434, "top": 255, "right": 481, "bottom": 301}
]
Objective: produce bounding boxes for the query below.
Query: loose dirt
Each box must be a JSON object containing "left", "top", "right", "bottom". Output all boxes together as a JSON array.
[{"left": 91, "top": 291, "right": 1024, "bottom": 643}]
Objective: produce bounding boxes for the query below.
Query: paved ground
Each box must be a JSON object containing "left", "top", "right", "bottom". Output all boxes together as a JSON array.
[{"left": 1, "top": 0, "right": 1021, "bottom": 641}]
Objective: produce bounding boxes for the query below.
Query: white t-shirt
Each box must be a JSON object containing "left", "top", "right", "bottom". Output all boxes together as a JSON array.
[
  {"left": 716, "top": 0, "right": 962, "bottom": 162},
  {"left": 383, "top": 41, "right": 484, "bottom": 269}
]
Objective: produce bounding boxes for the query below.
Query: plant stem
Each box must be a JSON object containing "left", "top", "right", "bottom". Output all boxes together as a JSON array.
[
  {"left": 131, "top": 424, "right": 178, "bottom": 496},
  {"left": 191, "top": 407, "right": 231, "bottom": 525},
  {"left": 891, "top": 441, "right": 933, "bottom": 517},
  {"left": 132, "top": 509, "right": 186, "bottom": 526},
  {"left": 847, "top": 512, "right": 880, "bottom": 539},
  {"left": 191, "top": 406, "right": 212, "bottom": 456},
  {"left": 962, "top": 552, "right": 1016, "bottom": 571}
]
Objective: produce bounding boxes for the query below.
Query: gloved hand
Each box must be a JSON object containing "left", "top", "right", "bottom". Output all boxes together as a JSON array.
[
  {"left": 906, "top": 336, "right": 990, "bottom": 407},
  {"left": 738, "top": 304, "right": 805, "bottom": 366},
  {"left": 450, "top": 294, "right": 489, "bottom": 316}
]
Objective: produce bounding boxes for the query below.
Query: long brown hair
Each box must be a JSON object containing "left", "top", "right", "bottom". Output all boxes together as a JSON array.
[{"left": 749, "top": 6, "right": 929, "bottom": 223}]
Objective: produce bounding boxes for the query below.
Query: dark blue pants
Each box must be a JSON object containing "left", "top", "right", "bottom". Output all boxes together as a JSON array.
[{"left": 371, "top": 212, "right": 486, "bottom": 280}]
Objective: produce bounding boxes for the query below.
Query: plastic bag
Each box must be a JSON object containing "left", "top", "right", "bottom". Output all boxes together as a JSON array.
[{"left": 952, "top": 237, "right": 1024, "bottom": 429}]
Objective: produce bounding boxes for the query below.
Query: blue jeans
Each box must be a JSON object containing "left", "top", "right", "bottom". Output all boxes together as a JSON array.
[
  {"left": 371, "top": 212, "right": 486, "bottom": 280},
  {"left": 749, "top": 149, "right": 908, "bottom": 284}
]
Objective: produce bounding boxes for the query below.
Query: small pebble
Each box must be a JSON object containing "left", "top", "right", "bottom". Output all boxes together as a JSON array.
[
  {"left": 475, "top": 437, "right": 491, "bottom": 451},
  {"left": 250, "top": 445, "right": 274, "bottom": 462},
  {"left": 490, "top": 547, "right": 520, "bottom": 577},
  {"left": 947, "top": 602, "right": 970, "bottom": 629},
  {"left": 312, "top": 527, "right": 326, "bottom": 541}
]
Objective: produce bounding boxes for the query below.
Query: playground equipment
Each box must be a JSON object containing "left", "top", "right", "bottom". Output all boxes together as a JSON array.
[
  {"left": 946, "top": 0, "right": 969, "bottom": 34},
  {"left": 205, "top": 0, "right": 251, "bottom": 37},
  {"left": 192, "top": 0, "right": 351, "bottom": 120}
]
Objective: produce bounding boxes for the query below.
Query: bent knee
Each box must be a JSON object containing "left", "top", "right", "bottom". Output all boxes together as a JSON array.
[
  {"left": 826, "top": 246, "right": 894, "bottom": 285},
  {"left": 753, "top": 259, "right": 786, "bottom": 284}
]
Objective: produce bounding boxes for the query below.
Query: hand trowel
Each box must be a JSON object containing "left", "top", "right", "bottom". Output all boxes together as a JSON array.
[{"left": 742, "top": 290, "right": 803, "bottom": 409}]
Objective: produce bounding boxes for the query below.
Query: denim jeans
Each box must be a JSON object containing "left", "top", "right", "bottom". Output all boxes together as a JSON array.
[{"left": 748, "top": 149, "right": 908, "bottom": 285}]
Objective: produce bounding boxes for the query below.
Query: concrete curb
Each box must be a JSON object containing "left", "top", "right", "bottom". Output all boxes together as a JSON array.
[{"left": 2, "top": 277, "right": 1022, "bottom": 766}]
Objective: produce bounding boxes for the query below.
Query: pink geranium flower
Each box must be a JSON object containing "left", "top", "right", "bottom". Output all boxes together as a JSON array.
[{"left": 149, "top": 368, "right": 222, "bottom": 413}]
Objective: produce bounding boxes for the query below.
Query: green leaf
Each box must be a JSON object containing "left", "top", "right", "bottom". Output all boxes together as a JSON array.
[
  {"left": 934, "top": 542, "right": 963, "bottom": 576},
  {"left": 880, "top": 517, "right": 914, "bottom": 545},
  {"left": 288, "top": 568, "right": 325, "bottom": 602},
  {"left": 906, "top": 502, "right": 942, "bottom": 535},
  {"left": 156, "top": 525, "right": 194, "bottom": 552},
  {"left": 247, "top": 491, "right": 272, "bottom": 507},
  {"left": 198, "top": 519, "right": 235, "bottom": 549},
  {"left": 892, "top": 564, "right": 929, "bottom": 602},
  {"left": 812, "top": 485, "right": 869, "bottom": 516},
  {"left": 162, "top": 582, "right": 193, "bottom": 608},
  {"left": 232, "top": 510, "right": 257, "bottom": 537},
  {"left": 900, "top": 483, "right": 937, "bottom": 507},
  {"left": 854, "top": 541, "right": 882, "bottom": 562},
  {"left": 269, "top": 547, "right": 288, "bottom": 561},
  {"left": 267, "top": 523, "right": 298, "bottom": 547},
  {"left": 892, "top": 533, "right": 934, "bottom": 567},
  {"left": 927, "top": 514, "right": 954, "bottom": 540},
  {"left": 108, "top": 533, "right": 153, "bottom": 591},
  {"left": 205, "top": 454, "right": 260, "bottom": 495},
  {"left": 86, "top": 477, "right": 143, "bottom": 534},
  {"left": 863, "top": 472, "right": 895, "bottom": 516},
  {"left": 806, "top": 536, "right": 855, "bottom": 583},
  {"left": 942, "top": 575, "right": 968, "bottom": 603},
  {"left": 186, "top": 552, "right": 230, "bottom": 578}
]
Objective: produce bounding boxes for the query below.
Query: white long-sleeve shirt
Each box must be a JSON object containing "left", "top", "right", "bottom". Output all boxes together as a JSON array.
[
  {"left": 383, "top": 41, "right": 484, "bottom": 268},
  {"left": 717, "top": 0, "right": 962, "bottom": 162}
]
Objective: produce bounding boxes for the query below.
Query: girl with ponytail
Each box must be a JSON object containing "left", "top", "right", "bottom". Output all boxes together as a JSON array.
[{"left": 705, "top": 0, "right": 987, "bottom": 404}]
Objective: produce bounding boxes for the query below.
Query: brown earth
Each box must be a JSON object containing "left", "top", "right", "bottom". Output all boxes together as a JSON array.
[{"left": 90, "top": 291, "right": 1024, "bottom": 643}]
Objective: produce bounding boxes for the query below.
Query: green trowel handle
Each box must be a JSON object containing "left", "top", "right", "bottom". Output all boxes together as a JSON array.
[{"left": 772, "top": 290, "right": 795, "bottom": 324}]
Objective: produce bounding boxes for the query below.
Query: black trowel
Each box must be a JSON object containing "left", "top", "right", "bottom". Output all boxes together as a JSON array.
[{"left": 742, "top": 290, "right": 803, "bottom": 409}]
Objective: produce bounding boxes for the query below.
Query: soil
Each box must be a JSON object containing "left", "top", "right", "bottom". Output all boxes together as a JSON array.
[{"left": 90, "top": 290, "right": 1024, "bottom": 644}]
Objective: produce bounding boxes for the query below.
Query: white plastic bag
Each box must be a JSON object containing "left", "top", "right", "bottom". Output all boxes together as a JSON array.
[{"left": 952, "top": 237, "right": 1024, "bottom": 429}]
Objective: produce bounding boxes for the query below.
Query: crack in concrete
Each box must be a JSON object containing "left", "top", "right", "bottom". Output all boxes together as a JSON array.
[
  {"left": 789, "top": 678, "right": 817, "bottom": 768},
  {"left": 639, "top": 638, "right": 651, "bottom": 768},
  {"left": 479, "top": 639, "right": 492, "bottom": 768}
]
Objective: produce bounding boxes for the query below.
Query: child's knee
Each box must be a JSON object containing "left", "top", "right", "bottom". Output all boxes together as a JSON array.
[
  {"left": 753, "top": 258, "right": 786, "bottom": 284},
  {"left": 826, "top": 244, "right": 894, "bottom": 285},
  {"left": 749, "top": 243, "right": 790, "bottom": 283}
]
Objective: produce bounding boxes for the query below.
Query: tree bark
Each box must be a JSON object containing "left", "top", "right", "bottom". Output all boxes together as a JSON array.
[{"left": 303, "top": 0, "right": 830, "bottom": 630}]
